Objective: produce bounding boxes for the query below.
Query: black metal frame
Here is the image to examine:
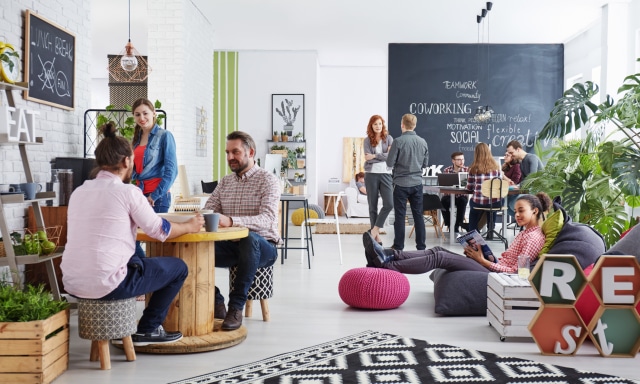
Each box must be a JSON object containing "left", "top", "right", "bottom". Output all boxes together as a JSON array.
[{"left": 83, "top": 108, "right": 168, "bottom": 158}]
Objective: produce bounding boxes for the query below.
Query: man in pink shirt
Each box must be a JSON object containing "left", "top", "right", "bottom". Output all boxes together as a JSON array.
[{"left": 61, "top": 122, "right": 204, "bottom": 346}]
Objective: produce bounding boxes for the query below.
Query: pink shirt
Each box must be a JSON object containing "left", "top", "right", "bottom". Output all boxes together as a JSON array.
[{"left": 61, "top": 171, "right": 170, "bottom": 298}]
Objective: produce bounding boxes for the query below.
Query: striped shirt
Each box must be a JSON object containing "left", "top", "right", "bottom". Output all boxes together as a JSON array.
[
  {"left": 489, "top": 226, "right": 545, "bottom": 273},
  {"left": 204, "top": 164, "right": 281, "bottom": 243},
  {"left": 465, "top": 170, "right": 502, "bottom": 204}
]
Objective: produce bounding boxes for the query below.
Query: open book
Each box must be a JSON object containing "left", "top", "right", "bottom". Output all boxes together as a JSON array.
[{"left": 456, "top": 229, "right": 497, "bottom": 263}]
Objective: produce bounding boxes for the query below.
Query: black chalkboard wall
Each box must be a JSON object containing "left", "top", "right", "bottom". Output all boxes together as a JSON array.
[
  {"left": 24, "top": 10, "right": 75, "bottom": 110},
  {"left": 388, "top": 43, "right": 563, "bottom": 170}
]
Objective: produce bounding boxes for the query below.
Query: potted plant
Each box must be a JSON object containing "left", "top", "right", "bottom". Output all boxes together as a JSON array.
[
  {"left": 293, "top": 132, "right": 304, "bottom": 142},
  {"left": 295, "top": 147, "right": 305, "bottom": 158},
  {"left": 530, "top": 58, "right": 640, "bottom": 245},
  {"left": 275, "top": 99, "right": 301, "bottom": 136},
  {"left": 0, "top": 280, "right": 70, "bottom": 383},
  {"left": 96, "top": 99, "right": 165, "bottom": 141},
  {"left": 272, "top": 130, "right": 280, "bottom": 142},
  {"left": 281, "top": 131, "right": 288, "bottom": 142}
]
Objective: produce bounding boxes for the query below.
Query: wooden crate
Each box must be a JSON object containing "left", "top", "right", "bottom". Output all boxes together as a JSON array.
[
  {"left": 487, "top": 273, "right": 539, "bottom": 341},
  {"left": 0, "top": 309, "right": 69, "bottom": 384}
]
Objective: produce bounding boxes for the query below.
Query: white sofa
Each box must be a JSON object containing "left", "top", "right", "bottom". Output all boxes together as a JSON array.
[{"left": 344, "top": 186, "right": 370, "bottom": 218}]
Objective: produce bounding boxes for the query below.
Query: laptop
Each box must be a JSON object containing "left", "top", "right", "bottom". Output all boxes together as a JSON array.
[{"left": 437, "top": 173, "right": 460, "bottom": 187}]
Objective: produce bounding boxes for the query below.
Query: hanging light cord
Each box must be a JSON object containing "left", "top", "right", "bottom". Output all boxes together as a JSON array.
[{"left": 127, "top": 0, "right": 131, "bottom": 42}]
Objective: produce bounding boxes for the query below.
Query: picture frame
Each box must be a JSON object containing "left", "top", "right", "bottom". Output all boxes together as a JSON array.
[
  {"left": 24, "top": 10, "right": 76, "bottom": 110},
  {"left": 272, "top": 94, "right": 304, "bottom": 138}
]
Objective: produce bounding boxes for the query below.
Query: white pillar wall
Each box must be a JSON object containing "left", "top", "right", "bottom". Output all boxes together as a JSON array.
[
  {"left": 0, "top": 0, "right": 91, "bottom": 231},
  {"left": 147, "top": 0, "right": 214, "bottom": 197}
]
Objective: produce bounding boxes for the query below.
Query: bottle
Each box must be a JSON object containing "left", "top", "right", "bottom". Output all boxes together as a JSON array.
[{"left": 47, "top": 169, "right": 60, "bottom": 206}]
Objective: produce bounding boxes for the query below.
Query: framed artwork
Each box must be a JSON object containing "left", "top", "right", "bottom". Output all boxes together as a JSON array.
[
  {"left": 24, "top": 10, "right": 76, "bottom": 110},
  {"left": 272, "top": 94, "right": 304, "bottom": 138}
]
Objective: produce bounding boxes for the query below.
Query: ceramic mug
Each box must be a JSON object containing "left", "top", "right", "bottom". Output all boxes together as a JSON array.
[
  {"left": 0, "top": 184, "right": 15, "bottom": 193},
  {"left": 20, "top": 182, "right": 42, "bottom": 200}
]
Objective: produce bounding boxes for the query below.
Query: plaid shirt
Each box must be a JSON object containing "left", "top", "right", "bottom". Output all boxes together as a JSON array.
[
  {"left": 204, "top": 164, "right": 281, "bottom": 243},
  {"left": 443, "top": 165, "right": 469, "bottom": 174},
  {"left": 489, "top": 226, "right": 545, "bottom": 273},
  {"left": 465, "top": 170, "right": 502, "bottom": 204}
]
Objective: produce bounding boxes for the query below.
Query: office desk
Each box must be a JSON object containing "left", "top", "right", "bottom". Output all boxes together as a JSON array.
[
  {"left": 424, "top": 186, "right": 521, "bottom": 246},
  {"left": 135, "top": 227, "right": 249, "bottom": 353}
]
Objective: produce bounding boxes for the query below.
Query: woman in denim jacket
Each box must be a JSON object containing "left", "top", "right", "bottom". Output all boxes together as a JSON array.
[{"left": 131, "top": 98, "right": 178, "bottom": 214}]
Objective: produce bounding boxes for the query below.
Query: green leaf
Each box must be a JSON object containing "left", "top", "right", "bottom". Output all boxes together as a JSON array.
[
  {"left": 539, "top": 82, "right": 600, "bottom": 140},
  {"left": 154, "top": 100, "right": 162, "bottom": 109}
]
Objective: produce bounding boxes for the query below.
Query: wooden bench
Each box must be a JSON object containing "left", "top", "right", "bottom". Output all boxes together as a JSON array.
[{"left": 487, "top": 272, "right": 539, "bottom": 341}]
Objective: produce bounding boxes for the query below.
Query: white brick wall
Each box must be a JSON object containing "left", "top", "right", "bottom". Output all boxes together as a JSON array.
[
  {"left": 148, "top": 0, "right": 214, "bottom": 197},
  {"left": 0, "top": 0, "right": 90, "bottom": 231}
]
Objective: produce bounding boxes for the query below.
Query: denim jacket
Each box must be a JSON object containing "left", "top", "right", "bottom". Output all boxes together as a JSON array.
[{"left": 132, "top": 124, "right": 178, "bottom": 203}]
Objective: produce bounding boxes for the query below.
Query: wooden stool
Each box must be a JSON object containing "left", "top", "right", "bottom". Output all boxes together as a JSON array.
[
  {"left": 77, "top": 297, "right": 137, "bottom": 370},
  {"left": 229, "top": 265, "right": 274, "bottom": 321}
]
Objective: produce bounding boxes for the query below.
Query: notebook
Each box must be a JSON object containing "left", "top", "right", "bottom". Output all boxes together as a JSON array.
[{"left": 437, "top": 173, "right": 460, "bottom": 187}]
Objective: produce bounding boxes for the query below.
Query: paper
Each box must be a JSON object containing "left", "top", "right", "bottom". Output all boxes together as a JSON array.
[{"left": 456, "top": 229, "right": 496, "bottom": 262}]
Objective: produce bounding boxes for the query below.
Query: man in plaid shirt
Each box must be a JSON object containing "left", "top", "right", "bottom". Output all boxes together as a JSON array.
[
  {"left": 204, "top": 131, "right": 280, "bottom": 331},
  {"left": 441, "top": 151, "right": 469, "bottom": 234}
]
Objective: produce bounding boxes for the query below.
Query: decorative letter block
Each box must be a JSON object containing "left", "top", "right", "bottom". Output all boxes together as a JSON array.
[{"left": 529, "top": 254, "right": 640, "bottom": 357}]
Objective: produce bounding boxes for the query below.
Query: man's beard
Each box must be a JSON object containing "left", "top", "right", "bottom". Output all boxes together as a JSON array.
[
  {"left": 229, "top": 159, "right": 249, "bottom": 175},
  {"left": 123, "top": 164, "right": 133, "bottom": 184}
]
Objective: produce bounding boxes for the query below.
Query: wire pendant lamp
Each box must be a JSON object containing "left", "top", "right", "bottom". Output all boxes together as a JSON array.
[
  {"left": 473, "top": 2, "right": 493, "bottom": 124},
  {"left": 107, "top": 0, "right": 151, "bottom": 82}
]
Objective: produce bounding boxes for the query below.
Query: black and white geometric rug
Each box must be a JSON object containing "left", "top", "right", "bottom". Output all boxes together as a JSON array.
[{"left": 170, "top": 330, "right": 639, "bottom": 384}]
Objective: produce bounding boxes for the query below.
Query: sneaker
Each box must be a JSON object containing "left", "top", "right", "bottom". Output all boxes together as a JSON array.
[
  {"left": 131, "top": 325, "right": 183, "bottom": 346},
  {"left": 362, "top": 232, "right": 394, "bottom": 268}
]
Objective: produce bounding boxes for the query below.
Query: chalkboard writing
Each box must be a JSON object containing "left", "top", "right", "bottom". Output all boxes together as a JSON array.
[
  {"left": 24, "top": 10, "right": 75, "bottom": 110},
  {"left": 388, "top": 44, "right": 563, "bottom": 169}
]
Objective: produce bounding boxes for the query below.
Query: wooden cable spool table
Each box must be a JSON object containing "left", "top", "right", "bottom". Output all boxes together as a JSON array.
[{"left": 134, "top": 227, "right": 249, "bottom": 353}]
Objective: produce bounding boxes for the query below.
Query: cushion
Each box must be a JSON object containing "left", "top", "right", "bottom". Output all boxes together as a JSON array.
[
  {"left": 545, "top": 221, "right": 605, "bottom": 269},
  {"left": 338, "top": 268, "right": 410, "bottom": 309},
  {"left": 430, "top": 269, "right": 488, "bottom": 316},
  {"left": 307, "top": 203, "right": 325, "bottom": 219},
  {"left": 539, "top": 209, "right": 565, "bottom": 256},
  {"left": 291, "top": 208, "right": 319, "bottom": 226}
]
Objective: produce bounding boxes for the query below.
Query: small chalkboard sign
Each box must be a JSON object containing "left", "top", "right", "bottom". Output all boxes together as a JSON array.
[{"left": 24, "top": 10, "right": 75, "bottom": 110}]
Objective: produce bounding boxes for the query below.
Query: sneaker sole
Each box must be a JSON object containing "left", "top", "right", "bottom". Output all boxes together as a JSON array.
[{"left": 132, "top": 334, "right": 183, "bottom": 347}]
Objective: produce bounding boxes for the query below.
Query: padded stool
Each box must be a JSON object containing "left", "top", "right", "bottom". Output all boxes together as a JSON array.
[
  {"left": 77, "top": 297, "right": 137, "bottom": 370},
  {"left": 229, "top": 265, "right": 274, "bottom": 321},
  {"left": 338, "top": 267, "right": 410, "bottom": 309}
]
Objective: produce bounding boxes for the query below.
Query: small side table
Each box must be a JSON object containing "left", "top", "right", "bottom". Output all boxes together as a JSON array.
[
  {"left": 324, "top": 192, "right": 345, "bottom": 216},
  {"left": 487, "top": 272, "right": 539, "bottom": 341}
]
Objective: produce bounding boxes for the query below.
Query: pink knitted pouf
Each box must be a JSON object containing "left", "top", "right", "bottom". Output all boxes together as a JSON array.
[{"left": 338, "top": 267, "right": 410, "bottom": 309}]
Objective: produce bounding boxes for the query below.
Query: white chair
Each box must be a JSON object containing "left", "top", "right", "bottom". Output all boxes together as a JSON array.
[
  {"left": 302, "top": 192, "right": 343, "bottom": 265},
  {"left": 344, "top": 186, "right": 369, "bottom": 218}
]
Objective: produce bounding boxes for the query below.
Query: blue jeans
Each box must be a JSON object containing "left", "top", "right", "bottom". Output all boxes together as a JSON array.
[
  {"left": 135, "top": 192, "right": 172, "bottom": 258},
  {"left": 392, "top": 184, "right": 425, "bottom": 251},
  {"left": 469, "top": 199, "right": 504, "bottom": 232},
  {"left": 214, "top": 232, "right": 278, "bottom": 310},
  {"left": 100, "top": 254, "right": 188, "bottom": 333},
  {"left": 364, "top": 173, "right": 394, "bottom": 228}
]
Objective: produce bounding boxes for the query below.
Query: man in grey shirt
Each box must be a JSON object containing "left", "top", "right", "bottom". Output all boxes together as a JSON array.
[
  {"left": 386, "top": 114, "right": 429, "bottom": 250},
  {"left": 506, "top": 140, "right": 544, "bottom": 218}
]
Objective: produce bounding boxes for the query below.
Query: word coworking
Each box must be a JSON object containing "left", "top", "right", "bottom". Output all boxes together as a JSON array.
[{"left": 528, "top": 255, "right": 640, "bottom": 357}]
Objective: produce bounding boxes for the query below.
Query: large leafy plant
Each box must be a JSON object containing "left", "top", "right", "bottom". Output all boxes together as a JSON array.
[{"left": 529, "top": 58, "right": 640, "bottom": 246}]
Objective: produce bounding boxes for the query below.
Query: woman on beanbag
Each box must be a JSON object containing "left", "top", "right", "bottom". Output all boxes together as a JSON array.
[{"left": 363, "top": 192, "right": 551, "bottom": 274}]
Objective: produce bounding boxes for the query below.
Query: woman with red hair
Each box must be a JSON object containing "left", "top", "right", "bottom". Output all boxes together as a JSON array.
[{"left": 363, "top": 115, "right": 394, "bottom": 244}]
